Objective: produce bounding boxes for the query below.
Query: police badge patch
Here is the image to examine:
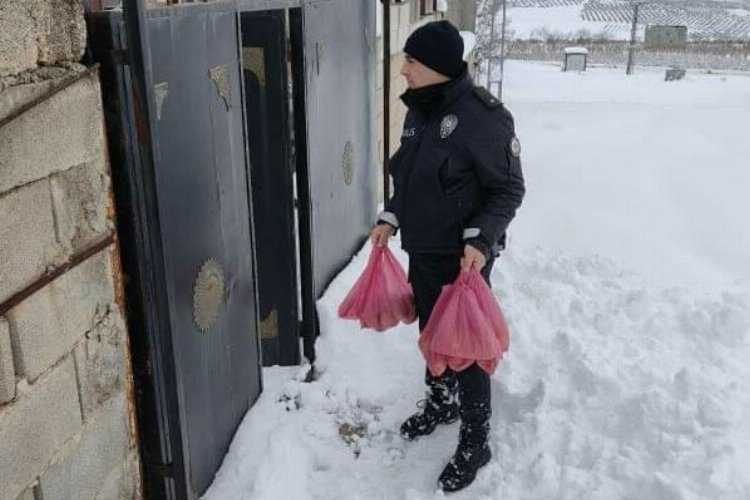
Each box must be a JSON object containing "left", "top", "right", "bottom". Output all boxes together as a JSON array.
[
  {"left": 510, "top": 136, "right": 521, "bottom": 157},
  {"left": 440, "top": 114, "right": 458, "bottom": 139}
]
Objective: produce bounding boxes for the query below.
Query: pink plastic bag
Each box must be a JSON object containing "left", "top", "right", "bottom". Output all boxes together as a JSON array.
[
  {"left": 338, "top": 245, "right": 417, "bottom": 331},
  {"left": 418, "top": 270, "right": 510, "bottom": 376}
]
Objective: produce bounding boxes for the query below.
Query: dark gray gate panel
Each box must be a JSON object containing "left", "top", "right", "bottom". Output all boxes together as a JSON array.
[
  {"left": 241, "top": 10, "right": 300, "bottom": 367},
  {"left": 89, "top": 4, "right": 262, "bottom": 499},
  {"left": 147, "top": 8, "right": 261, "bottom": 496},
  {"left": 303, "top": 0, "right": 377, "bottom": 296}
]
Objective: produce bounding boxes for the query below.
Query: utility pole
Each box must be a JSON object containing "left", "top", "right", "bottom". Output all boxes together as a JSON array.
[{"left": 626, "top": 1, "right": 642, "bottom": 75}]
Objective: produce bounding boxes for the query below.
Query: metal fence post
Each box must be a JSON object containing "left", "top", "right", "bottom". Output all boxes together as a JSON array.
[
  {"left": 626, "top": 2, "right": 642, "bottom": 75},
  {"left": 383, "top": 0, "right": 391, "bottom": 204}
]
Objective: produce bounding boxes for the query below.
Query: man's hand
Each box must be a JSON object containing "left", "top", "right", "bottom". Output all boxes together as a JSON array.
[
  {"left": 370, "top": 223, "right": 395, "bottom": 246},
  {"left": 461, "top": 244, "right": 487, "bottom": 272}
]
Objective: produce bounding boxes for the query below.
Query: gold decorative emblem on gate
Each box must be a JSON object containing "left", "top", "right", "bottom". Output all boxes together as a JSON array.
[
  {"left": 259, "top": 309, "right": 279, "bottom": 339},
  {"left": 208, "top": 64, "right": 232, "bottom": 111},
  {"left": 242, "top": 47, "right": 266, "bottom": 88},
  {"left": 193, "top": 259, "right": 225, "bottom": 333},
  {"left": 154, "top": 82, "right": 169, "bottom": 121},
  {"left": 342, "top": 140, "right": 354, "bottom": 186}
]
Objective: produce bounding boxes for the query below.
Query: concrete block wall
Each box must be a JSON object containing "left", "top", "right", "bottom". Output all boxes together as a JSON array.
[
  {"left": 0, "top": 3, "right": 141, "bottom": 500},
  {"left": 0, "top": 0, "right": 86, "bottom": 78}
]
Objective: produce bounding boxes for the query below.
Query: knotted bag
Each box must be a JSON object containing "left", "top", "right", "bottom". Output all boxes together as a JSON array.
[
  {"left": 418, "top": 270, "right": 510, "bottom": 376},
  {"left": 338, "top": 245, "right": 417, "bottom": 331}
]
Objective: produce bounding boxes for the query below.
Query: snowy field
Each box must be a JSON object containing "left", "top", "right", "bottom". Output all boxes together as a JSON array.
[
  {"left": 507, "top": 4, "right": 636, "bottom": 41},
  {"left": 505, "top": 0, "right": 750, "bottom": 41},
  {"left": 203, "top": 62, "right": 750, "bottom": 499}
]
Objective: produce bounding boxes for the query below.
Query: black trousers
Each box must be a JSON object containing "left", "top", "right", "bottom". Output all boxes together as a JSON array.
[{"left": 408, "top": 253, "right": 493, "bottom": 421}]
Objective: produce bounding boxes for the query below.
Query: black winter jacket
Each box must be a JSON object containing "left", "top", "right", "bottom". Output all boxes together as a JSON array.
[{"left": 378, "top": 73, "right": 525, "bottom": 256}]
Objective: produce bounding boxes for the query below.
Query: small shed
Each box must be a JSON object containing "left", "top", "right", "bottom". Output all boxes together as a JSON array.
[{"left": 562, "top": 47, "right": 588, "bottom": 72}]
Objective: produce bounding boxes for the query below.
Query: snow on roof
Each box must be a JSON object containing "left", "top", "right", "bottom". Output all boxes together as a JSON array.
[
  {"left": 564, "top": 46, "right": 589, "bottom": 55},
  {"left": 460, "top": 31, "right": 477, "bottom": 60}
]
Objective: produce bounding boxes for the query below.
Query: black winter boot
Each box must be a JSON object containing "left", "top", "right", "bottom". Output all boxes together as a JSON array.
[
  {"left": 438, "top": 364, "right": 492, "bottom": 492},
  {"left": 437, "top": 414, "right": 491, "bottom": 492},
  {"left": 400, "top": 370, "right": 459, "bottom": 440}
]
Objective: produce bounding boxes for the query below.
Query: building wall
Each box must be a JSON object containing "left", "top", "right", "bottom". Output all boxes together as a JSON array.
[
  {"left": 0, "top": 3, "right": 141, "bottom": 500},
  {"left": 445, "top": 0, "right": 477, "bottom": 33},
  {"left": 645, "top": 25, "right": 689, "bottom": 48}
]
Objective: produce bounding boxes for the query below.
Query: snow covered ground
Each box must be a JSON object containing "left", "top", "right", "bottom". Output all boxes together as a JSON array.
[
  {"left": 203, "top": 62, "right": 750, "bottom": 499},
  {"left": 503, "top": 61, "right": 750, "bottom": 289}
]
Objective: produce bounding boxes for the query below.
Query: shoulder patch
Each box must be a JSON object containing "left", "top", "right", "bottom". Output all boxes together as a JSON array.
[
  {"left": 510, "top": 136, "right": 521, "bottom": 157},
  {"left": 472, "top": 86, "right": 501, "bottom": 109}
]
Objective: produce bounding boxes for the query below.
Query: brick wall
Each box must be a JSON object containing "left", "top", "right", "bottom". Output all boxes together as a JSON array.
[{"left": 0, "top": 3, "right": 141, "bottom": 500}]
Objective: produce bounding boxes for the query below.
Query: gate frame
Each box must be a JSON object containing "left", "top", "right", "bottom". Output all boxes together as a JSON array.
[
  {"left": 119, "top": 2, "right": 191, "bottom": 498},
  {"left": 111, "top": 1, "right": 317, "bottom": 498},
  {"left": 236, "top": 0, "right": 318, "bottom": 370}
]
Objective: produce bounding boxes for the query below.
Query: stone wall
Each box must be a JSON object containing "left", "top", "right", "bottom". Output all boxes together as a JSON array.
[{"left": 0, "top": 2, "right": 141, "bottom": 500}]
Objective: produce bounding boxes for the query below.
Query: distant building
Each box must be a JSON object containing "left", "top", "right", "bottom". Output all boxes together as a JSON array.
[{"left": 645, "top": 25, "right": 688, "bottom": 48}]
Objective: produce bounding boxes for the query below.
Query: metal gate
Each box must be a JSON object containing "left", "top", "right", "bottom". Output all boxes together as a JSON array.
[
  {"left": 303, "top": 0, "right": 378, "bottom": 296},
  {"left": 89, "top": 4, "right": 261, "bottom": 498},
  {"left": 89, "top": 0, "right": 376, "bottom": 497}
]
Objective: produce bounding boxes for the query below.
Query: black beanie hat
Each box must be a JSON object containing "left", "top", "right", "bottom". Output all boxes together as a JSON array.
[{"left": 404, "top": 20, "right": 465, "bottom": 79}]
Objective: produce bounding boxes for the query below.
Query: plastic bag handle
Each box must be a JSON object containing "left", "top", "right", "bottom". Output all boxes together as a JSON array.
[
  {"left": 457, "top": 268, "right": 482, "bottom": 285},
  {"left": 369, "top": 244, "right": 385, "bottom": 260}
]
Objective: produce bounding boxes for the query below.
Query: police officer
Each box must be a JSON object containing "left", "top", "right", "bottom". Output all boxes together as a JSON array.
[{"left": 370, "top": 20, "right": 525, "bottom": 492}]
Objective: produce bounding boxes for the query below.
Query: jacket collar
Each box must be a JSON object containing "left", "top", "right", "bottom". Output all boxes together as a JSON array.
[
  {"left": 437, "top": 69, "right": 474, "bottom": 113},
  {"left": 400, "top": 69, "right": 474, "bottom": 118}
]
